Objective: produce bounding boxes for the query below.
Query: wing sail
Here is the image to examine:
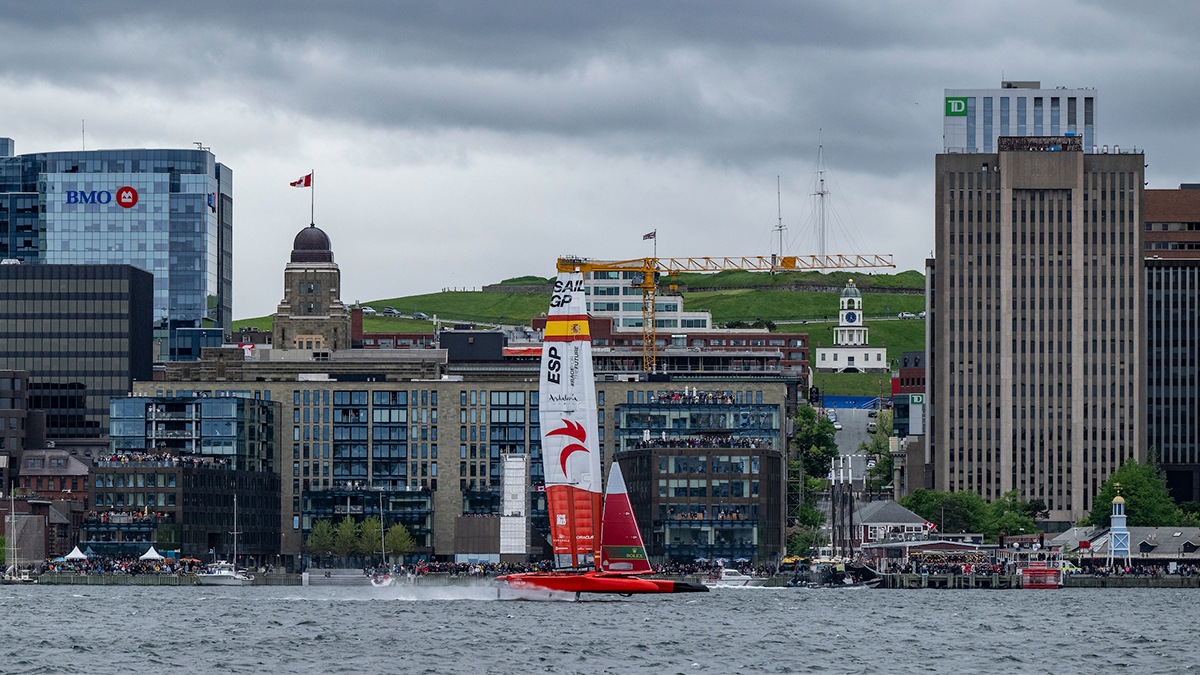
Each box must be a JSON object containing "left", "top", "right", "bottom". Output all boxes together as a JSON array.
[{"left": 539, "top": 272, "right": 603, "bottom": 570}]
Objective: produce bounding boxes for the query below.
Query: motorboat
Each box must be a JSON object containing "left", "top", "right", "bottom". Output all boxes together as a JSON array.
[
  {"left": 195, "top": 561, "right": 254, "bottom": 586},
  {"left": 703, "top": 567, "right": 767, "bottom": 587}
]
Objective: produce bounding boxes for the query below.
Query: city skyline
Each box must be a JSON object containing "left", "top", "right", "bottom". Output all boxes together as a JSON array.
[{"left": 3, "top": 2, "right": 1200, "bottom": 320}]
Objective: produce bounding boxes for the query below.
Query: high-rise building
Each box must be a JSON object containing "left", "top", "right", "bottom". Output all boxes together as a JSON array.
[
  {"left": 943, "top": 82, "right": 1098, "bottom": 154},
  {"left": 0, "top": 138, "right": 233, "bottom": 358},
  {"left": 930, "top": 136, "right": 1144, "bottom": 527},
  {"left": 0, "top": 264, "right": 154, "bottom": 439},
  {"left": 1143, "top": 187, "right": 1200, "bottom": 503}
]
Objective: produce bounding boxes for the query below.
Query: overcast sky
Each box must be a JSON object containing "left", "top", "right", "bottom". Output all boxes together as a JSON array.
[{"left": 3, "top": 1, "right": 1198, "bottom": 318}]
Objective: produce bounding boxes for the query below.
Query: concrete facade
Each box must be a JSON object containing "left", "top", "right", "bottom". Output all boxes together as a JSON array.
[{"left": 930, "top": 141, "right": 1144, "bottom": 525}]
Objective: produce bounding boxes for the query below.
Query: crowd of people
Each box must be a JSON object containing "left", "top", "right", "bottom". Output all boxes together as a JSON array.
[
  {"left": 94, "top": 452, "right": 231, "bottom": 469},
  {"left": 40, "top": 554, "right": 206, "bottom": 576},
  {"left": 633, "top": 436, "right": 770, "bottom": 450},
  {"left": 84, "top": 510, "right": 170, "bottom": 524},
  {"left": 652, "top": 391, "right": 739, "bottom": 405}
]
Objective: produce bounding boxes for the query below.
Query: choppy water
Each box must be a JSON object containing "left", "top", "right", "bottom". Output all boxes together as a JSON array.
[{"left": 0, "top": 584, "right": 1194, "bottom": 674}]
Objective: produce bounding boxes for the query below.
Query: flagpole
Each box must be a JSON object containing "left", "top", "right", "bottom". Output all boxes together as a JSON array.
[{"left": 311, "top": 169, "right": 315, "bottom": 225}]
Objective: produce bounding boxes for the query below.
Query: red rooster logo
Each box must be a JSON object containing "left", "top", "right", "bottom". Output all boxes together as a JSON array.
[{"left": 547, "top": 420, "right": 589, "bottom": 476}]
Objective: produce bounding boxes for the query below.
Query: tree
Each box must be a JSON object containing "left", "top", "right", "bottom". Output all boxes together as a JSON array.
[
  {"left": 332, "top": 516, "right": 360, "bottom": 563},
  {"left": 899, "top": 488, "right": 989, "bottom": 535},
  {"left": 308, "top": 520, "right": 335, "bottom": 562},
  {"left": 786, "top": 529, "right": 826, "bottom": 558},
  {"left": 792, "top": 406, "right": 839, "bottom": 479},
  {"left": 384, "top": 524, "right": 415, "bottom": 562},
  {"left": 358, "top": 516, "right": 383, "bottom": 563},
  {"left": 983, "top": 491, "right": 1037, "bottom": 539},
  {"left": 1086, "top": 457, "right": 1179, "bottom": 528}
]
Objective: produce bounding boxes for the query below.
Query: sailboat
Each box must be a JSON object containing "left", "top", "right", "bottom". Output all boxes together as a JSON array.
[
  {"left": 494, "top": 271, "right": 707, "bottom": 597},
  {"left": 196, "top": 495, "right": 254, "bottom": 586}
]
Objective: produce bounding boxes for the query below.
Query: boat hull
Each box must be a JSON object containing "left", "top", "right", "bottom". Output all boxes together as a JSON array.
[
  {"left": 496, "top": 571, "right": 708, "bottom": 595},
  {"left": 195, "top": 574, "right": 250, "bottom": 586}
]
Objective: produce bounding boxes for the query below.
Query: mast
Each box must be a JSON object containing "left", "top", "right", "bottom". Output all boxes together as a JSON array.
[
  {"left": 774, "top": 175, "right": 786, "bottom": 268},
  {"left": 812, "top": 137, "right": 829, "bottom": 259}
]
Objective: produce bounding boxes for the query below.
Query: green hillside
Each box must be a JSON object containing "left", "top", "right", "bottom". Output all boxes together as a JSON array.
[{"left": 683, "top": 289, "right": 924, "bottom": 323}]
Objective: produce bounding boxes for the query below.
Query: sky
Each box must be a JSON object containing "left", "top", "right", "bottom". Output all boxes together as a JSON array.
[{"left": 3, "top": 1, "right": 1199, "bottom": 319}]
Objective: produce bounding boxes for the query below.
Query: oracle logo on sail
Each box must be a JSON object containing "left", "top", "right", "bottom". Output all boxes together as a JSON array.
[{"left": 64, "top": 186, "right": 139, "bottom": 208}]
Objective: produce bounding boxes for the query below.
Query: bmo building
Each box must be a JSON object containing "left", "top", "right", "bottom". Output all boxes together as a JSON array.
[{"left": 0, "top": 139, "right": 232, "bottom": 359}]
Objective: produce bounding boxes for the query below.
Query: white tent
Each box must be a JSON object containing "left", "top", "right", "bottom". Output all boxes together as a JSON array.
[
  {"left": 139, "top": 546, "right": 165, "bottom": 561},
  {"left": 64, "top": 546, "right": 88, "bottom": 560}
]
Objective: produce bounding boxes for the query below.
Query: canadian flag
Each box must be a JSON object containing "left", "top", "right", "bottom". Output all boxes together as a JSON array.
[{"left": 290, "top": 173, "right": 312, "bottom": 188}]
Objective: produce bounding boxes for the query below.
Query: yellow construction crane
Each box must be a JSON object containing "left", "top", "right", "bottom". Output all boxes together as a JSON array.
[{"left": 556, "top": 253, "right": 895, "bottom": 371}]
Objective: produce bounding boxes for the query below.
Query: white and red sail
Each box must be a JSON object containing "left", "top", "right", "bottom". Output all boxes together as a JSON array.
[{"left": 539, "top": 272, "right": 603, "bottom": 570}]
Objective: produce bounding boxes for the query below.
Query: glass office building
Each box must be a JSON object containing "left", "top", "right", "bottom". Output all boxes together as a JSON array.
[
  {"left": 0, "top": 264, "right": 154, "bottom": 438},
  {"left": 0, "top": 139, "right": 233, "bottom": 358}
]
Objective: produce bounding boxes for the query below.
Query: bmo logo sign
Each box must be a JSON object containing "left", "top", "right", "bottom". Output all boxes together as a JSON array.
[{"left": 65, "top": 186, "right": 139, "bottom": 208}]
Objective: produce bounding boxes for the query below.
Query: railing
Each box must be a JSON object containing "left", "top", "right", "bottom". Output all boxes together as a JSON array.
[
  {"left": 147, "top": 410, "right": 195, "bottom": 420},
  {"left": 148, "top": 430, "right": 196, "bottom": 439}
]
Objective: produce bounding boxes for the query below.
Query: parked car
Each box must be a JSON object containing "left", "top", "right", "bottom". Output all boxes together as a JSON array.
[
  {"left": 833, "top": 421, "right": 843, "bottom": 431},
  {"left": 867, "top": 422, "right": 878, "bottom": 433},
  {"left": 918, "top": 310, "right": 926, "bottom": 319},
  {"left": 382, "top": 308, "right": 401, "bottom": 317},
  {"left": 897, "top": 311, "right": 917, "bottom": 319},
  {"left": 868, "top": 410, "right": 878, "bottom": 418},
  {"left": 413, "top": 312, "right": 430, "bottom": 320},
  {"left": 360, "top": 306, "right": 378, "bottom": 315}
]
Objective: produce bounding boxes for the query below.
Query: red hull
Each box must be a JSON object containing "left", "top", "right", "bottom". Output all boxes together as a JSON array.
[{"left": 496, "top": 571, "right": 708, "bottom": 595}]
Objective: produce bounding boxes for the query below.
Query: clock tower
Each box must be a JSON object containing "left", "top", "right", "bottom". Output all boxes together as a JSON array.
[{"left": 834, "top": 280, "right": 866, "bottom": 346}]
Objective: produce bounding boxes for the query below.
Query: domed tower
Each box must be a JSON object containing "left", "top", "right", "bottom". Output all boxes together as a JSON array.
[
  {"left": 272, "top": 224, "right": 351, "bottom": 352},
  {"left": 834, "top": 280, "right": 866, "bottom": 346}
]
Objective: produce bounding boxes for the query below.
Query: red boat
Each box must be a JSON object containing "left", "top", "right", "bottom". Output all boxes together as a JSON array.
[{"left": 494, "top": 272, "right": 707, "bottom": 598}]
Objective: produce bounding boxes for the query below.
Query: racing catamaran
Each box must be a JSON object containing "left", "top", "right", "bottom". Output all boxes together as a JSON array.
[{"left": 495, "top": 271, "right": 706, "bottom": 597}]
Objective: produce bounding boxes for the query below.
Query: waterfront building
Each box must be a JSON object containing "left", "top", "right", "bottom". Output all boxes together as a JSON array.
[
  {"left": 0, "top": 264, "right": 153, "bottom": 439},
  {"left": 943, "top": 82, "right": 1098, "bottom": 154},
  {"left": 929, "top": 135, "right": 1145, "bottom": 527},
  {"left": 83, "top": 394, "right": 282, "bottom": 560},
  {"left": 1143, "top": 186, "right": 1200, "bottom": 502},
  {"left": 813, "top": 280, "right": 887, "bottom": 373},
  {"left": 612, "top": 390, "right": 786, "bottom": 562},
  {"left": 0, "top": 138, "right": 233, "bottom": 357}
]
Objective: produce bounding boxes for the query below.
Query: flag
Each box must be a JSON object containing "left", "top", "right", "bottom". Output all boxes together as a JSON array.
[
  {"left": 643, "top": 230, "right": 656, "bottom": 240},
  {"left": 290, "top": 173, "right": 312, "bottom": 188},
  {"left": 924, "top": 521, "right": 937, "bottom": 532},
  {"left": 207, "top": 193, "right": 217, "bottom": 212}
]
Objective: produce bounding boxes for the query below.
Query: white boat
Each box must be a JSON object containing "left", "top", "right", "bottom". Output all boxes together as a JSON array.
[
  {"left": 369, "top": 572, "right": 395, "bottom": 587},
  {"left": 195, "top": 495, "right": 253, "bottom": 586},
  {"left": 196, "top": 561, "right": 254, "bottom": 586},
  {"left": 703, "top": 567, "right": 767, "bottom": 587}
]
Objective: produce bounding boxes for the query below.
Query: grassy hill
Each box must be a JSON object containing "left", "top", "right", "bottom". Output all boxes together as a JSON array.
[{"left": 683, "top": 289, "right": 923, "bottom": 323}]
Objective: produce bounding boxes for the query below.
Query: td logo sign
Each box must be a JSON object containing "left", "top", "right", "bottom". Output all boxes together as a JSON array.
[{"left": 945, "top": 97, "right": 968, "bottom": 116}]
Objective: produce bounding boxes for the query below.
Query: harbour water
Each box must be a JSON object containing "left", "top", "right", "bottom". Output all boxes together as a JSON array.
[{"left": 0, "top": 584, "right": 1194, "bottom": 674}]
